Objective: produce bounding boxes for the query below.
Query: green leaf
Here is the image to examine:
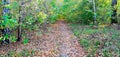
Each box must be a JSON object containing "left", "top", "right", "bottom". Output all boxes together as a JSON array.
[
  {"left": 10, "top": 36, "right": 17, "bottom": 42},
  {"left": 22, "top": 38, "right": 29, "bottom": 45}
]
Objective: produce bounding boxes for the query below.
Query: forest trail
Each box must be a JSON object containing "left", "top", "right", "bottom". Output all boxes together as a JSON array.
[{"left": 0, "top": 20, "right": 86, "bottom": 57}]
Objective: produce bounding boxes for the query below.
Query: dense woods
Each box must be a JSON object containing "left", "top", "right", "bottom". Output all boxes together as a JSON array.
[{"left": 0, "top": 0, "right": 120, "bottom": 57}]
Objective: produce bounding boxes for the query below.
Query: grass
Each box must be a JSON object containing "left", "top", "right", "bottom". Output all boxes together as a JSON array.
[{"left": 70, "top": 24, "right": 120, "bottom": 57}]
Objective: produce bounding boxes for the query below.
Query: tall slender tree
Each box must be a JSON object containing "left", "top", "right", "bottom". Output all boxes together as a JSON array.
[
  {"left": 111, "top": 0, "right": 117, "bottom": 24},
  {"left": 93, "top": 0, "right": 97, "bottom": 25}
]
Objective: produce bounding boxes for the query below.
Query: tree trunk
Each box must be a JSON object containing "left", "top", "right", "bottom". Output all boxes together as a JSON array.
[
  {"left": 111, "top": 0, "right": 117, "bottom": 24},
  {"left": 17, "top": 0, "right": 23, "bottom": 41},
  {"left": 93, "top": 0, "right": 97, "bottom": 25}
]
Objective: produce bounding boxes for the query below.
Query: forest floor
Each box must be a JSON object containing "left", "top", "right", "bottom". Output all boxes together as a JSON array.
[{"left": 0, "top": 20, "right": 86, "bottom": 57}]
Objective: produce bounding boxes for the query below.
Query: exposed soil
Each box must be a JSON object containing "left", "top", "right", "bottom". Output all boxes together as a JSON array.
[{"left": 0, "top": 20, "right": 86, "bottom": 57}]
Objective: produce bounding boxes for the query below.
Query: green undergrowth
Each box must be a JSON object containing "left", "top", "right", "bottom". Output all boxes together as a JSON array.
[
  {"left": 0, "top": 49, "right": 35, "bottom": 57},
  {"left": 70, "top": 24, "right": 120, "bottom": 57}
]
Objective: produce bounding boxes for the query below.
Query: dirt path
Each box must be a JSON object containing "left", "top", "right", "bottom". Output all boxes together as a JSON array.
[{"left": 0, "top": 20, "right": 86, "bottom": 57}]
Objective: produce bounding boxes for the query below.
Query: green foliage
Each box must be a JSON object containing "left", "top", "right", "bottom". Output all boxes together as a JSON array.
[
  {"left": 22, "top": 38, "right": 29, "bottom": 45},
  {"left": 9, "top": 36, "right": 17, "bottom": 42},
  {"left": 0, "top": 0, "right": 119, "bottom": 50},
  {"left": 0, "top": 34, "right": 17, "bottom": 43},
  {"left": 21, "top": 49, "right": 31, "bottom": 56},
  {"left": 0, "top": 36, "right": 3, "bottom": 41},
  {"left": 96, "top": 0, "right": 112, "bottom": 24},
  {"left": 70, "top": 24, "right": 120, "bottom": 57},
  {"left": 0, "top": 0, "right": 50, "bottom": 42},
  {"left": 117, "top": 0, "right": 120, "bottom": 24},
  {"left": 80, "top": 39, "right": 89, "bottom": 48},
  {"left": 49, "top": 0, "right": 113, "bottom": 25},
  {"left": 0, "top": 0, "right": 120, "bottom": 56},
  {"left": 82, "top": 28, "right": 99, "bottom": 34},
  {"left": 6, "top": 50, "right": 17, "bottom": 57},
  {"left": 0, "top": 49, "right": 35, "bottom": 57},
  {"left": 1, "top": 14, "right": 18, "bottom": 29},
  {"left": 49, "top": 14, "right": 58, "bottom": 23},
  {"left": 0, "top": 1, "right": 19, "bottom": 42},
  {"left": 37, "top": 12, "right": 47, "bottom": 24}
]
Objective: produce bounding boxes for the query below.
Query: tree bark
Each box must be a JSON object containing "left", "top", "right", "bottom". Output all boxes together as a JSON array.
[
  {"left": 111, "top": 0, "right": 117, "bottom": 24},
  {"left": 17, "top": 0, "right": 23, "bottom": 41},
  {"left": 93, "top": 0, "right": 97, "bottom": 25}
]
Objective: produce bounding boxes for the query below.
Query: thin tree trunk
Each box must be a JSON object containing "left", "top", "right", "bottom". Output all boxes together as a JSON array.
[
  {"left": 17, "top": 6, "right": 22, "bottom": 41},
  {"left": 17, "top": 0, "right": 23, "bottom": 41},
  {"left": 93, "top": 0, "right": 97, "bottom": 25},
  {"left": 111, "top": 0, "right": 117, "bottom": 24}
]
